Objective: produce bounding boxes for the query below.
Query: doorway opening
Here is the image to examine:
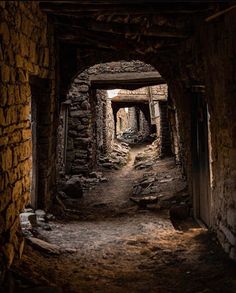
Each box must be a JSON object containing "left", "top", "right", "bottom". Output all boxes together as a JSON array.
[
  {"left": 191, "top": 87, "right": 211, "bottom": 227},
  {"left": 29, "top": 76, "right": 51, "bottom": 209}
]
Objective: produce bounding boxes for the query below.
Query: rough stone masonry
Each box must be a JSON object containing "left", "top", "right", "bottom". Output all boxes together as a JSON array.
[{"left": 0, "top": 1, "right": 56, "bottom": 274}]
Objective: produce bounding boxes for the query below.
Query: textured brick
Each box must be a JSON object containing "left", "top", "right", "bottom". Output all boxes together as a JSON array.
[
  {"left": 12, "top": 180, "right": 22, "bottom": 201},
  {"left": 1, "top": 147, "right": 12, "bottom": 170},
  {"left": 1, "top": 64, "right": 10, "bottom": 83},
  {"left": 0, "top": 22, "right": 10, "bottom": 45}
]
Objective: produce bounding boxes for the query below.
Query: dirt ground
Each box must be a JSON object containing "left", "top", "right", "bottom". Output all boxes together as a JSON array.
[{"left": 12, "top": 145, "right": 236, "bottom": 293}]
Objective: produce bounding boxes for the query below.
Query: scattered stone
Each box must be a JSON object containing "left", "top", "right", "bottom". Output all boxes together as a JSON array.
[
  {"left": 28, "top": 214, "right": 38, "bottom": 228},
  {"left": 26, "top": 237, "right": 61, "bottom": 255},
  {"left": 117, "top": 128, "right": 155, "bottom": 145},
  {"left": 62, "top": 177, "right": 83, "bottom": 198},
  {"left": 20, "top": 212, "right": 35, "bottom": 226},
  {"left": 23, "top": 208, "right": 34, "bottom": 213},
  {"left": 35, "top": 209, "right": 46, "bottom": 219},
  {"left": 131, "top": 149, "right": 190, "bottom": 212},
  {"left": 39, "top": 223, "right": 52, "bottom": 231},
  {"left": 88, "top": 171, "right": 102, "bottom": 179},
  {"left": 98, "top": 142, "right": 130, "bottom": 170},
  {"left": 130, "top": 195, "right": 159, "bottom": 208},
  {"left": 45, "top": 213, "right": 55, "bottom": 221},
  {"left": 134, "top": 139, "right": 160, "bottom": 169},
  {"left": 159, "top": 178, "right": 174, "bottom": 183}
]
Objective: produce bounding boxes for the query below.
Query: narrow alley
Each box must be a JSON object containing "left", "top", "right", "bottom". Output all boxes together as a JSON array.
[
  {"left": 12, "top": 144, "right": 236, "bottom": 292},
  {"left": 1, "top": 2, "right": 236, "bottom": 292}
]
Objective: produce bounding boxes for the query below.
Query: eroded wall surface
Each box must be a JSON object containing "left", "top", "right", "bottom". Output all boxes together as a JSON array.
[
  {"left": 64, "top": 61, "right": 157, "bottom": 175},
  {"left": 0, "top": 1, "right": 56, "bottom": 272},
  {"left": 165, "top": 11, "right": 236, "bottom": 259}
]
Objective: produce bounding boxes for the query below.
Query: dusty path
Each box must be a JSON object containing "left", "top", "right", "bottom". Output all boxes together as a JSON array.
[
  {"left": 13, "top": 145, "right": 236, "bottom": 293},
  {"left": 63, "top": 144, "right": 147, "bottom": 219}
]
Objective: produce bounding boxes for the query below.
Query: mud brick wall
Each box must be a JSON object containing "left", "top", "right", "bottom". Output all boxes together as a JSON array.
[{"left": 0, "top": 1, "right": 56, "bottom": 273}]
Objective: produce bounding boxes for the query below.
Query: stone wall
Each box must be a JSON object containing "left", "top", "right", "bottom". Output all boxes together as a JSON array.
[
  {"left": 127, "top": 107, "right": 138, "bottom": 131},
  {"left": 66, "top": 73, "right": 93, "bottom": 174},
  {"left": 57, "top": 7, "right": 236, "bottom": 261},
  {"left": 104, "top": 98, "right": 115, "bottom": 154},
  {"left": 203, "top": 14, "right": 236, "bottom": 259},
  {"left": 64, "top": 61, "right": 158, "bottom": 175},
  {"left": 96, "top": 89, "right": 109, "bottom": 156},
  {"left": 139, "top": 109, "right": 150, "bottom": 138},
  {"left": 88, "top": 60, "right": 155, "bottom": 75},
  {"left": 163, "top": 11, "right": 236, "bottom": 260},
  {"left": 116, "top": 108, "right": 128, "bottom": 134},
  {"left": 168, "top": 102, "right": 181, "bottom": 164},
  {"left": 0, "top": 0, "right": 56, "bottom": 276}
]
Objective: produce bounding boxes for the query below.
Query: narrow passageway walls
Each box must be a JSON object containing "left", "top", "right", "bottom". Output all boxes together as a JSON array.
[
  {"left": 62, "top": 61, "right": 158, "bottom": 175},
  {"left": 164, "top": 10, "right": 236, "bottom": 259},
  {"left": 0, "top": 1, "right": 56, "bottom": 273},
  {"left": 116, "top": 108, "right": 128, "bottom": 135},
  {"left": 1, "top": 0, "right": 236, "bottom": 277},
  {"left": 51, "top": 4, "right": 236, "bottom": 263}
]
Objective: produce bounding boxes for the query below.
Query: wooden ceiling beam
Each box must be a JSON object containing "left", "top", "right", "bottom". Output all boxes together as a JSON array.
[
  {"left": 40, "top": 3, "right": 210, "bottom": 15},
  {"left": 37, "top": 0, "right": 213, "bottom": 3},
  {"left": 58, "top": 32, "right": 180, "bottom": 55},
  {"left": 52, "top": 16, "right": 190, "bottom": 38},
  {"left": 56, "top": 25, "right": 183, "bottom": 49}
]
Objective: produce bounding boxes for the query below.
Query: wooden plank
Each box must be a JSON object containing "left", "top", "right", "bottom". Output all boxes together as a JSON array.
[
  {"left": 89, "top": 72, "right": 165, "bottom": 89},
  {"left": 205, "top": 5, "right": 236, "bottom": 22},
  {"left": 40, "top": 1, "right": 209, "bottom": 16},
  {"left": 40, "top": 1, "right": 210, "bottom": 15},
  {"left": 112, "top": 95, "right": 149, "bottom": 102},
  {"left": 52, "top": 16, "right": 189, "bottom": 38}
]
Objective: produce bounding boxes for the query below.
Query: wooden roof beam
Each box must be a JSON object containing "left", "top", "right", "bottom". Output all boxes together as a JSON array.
[
  {"left": 39, "top": 2, "right": 212, "bottom": 14},
  {"left": 52, "top": 16, "right": 190, "bottom": 38}
]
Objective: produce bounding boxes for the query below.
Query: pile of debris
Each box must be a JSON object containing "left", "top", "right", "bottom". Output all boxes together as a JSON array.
[
  {"left": 98, "top": 142, "right": 130, "bottom": 170},
  {"left": 59, "top": 171, "right": 108, "bottom": 196},
  {"left": 130, "top": 157, "right": 191, "bottom": 219},
  {"left": 54, "top": 171, "right": 109, "bottom": 215},
  {"left": 19, "top": 208, "right": 76, "bottom": 260},
  {"left": 20, "top": 208, "right": 55, "bottom": 238},
  {"left": 134, "top": 139, "right": 160, "bottom": 169},
  {"left": 117, "top": 128, "right": 155, "bottom": 145}
]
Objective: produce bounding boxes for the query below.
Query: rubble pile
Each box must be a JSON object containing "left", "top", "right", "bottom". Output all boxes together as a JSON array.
[
  {"left": 20, "top": 208, "right": 55, "bottom": 238},
  {"left": 98, "top": 142, "right": 130, "bottom": 170},
  {"left": 131, "top": 156, "right": 191, "bottom": 218},
  {"left": 134, "top": 139, "right": 160, "bottom": 169},
  {"left": 58, "top": 171, "right": 108, "bottom": 197},
  {"left": 117, "top": 128, "right": 155, "bottom": 145}
]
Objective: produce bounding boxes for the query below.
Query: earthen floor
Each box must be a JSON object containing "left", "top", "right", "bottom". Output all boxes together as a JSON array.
[{"left": 13, "top": 146, "right": 236, "bottom": 292}]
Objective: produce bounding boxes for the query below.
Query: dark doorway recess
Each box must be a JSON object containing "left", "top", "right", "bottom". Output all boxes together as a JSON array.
[
  {"left": 30, "top": 76, "right": 51, "bottom": 209},
  {"left": 191, "top": 88, "right": 210, "bottom": 227}
]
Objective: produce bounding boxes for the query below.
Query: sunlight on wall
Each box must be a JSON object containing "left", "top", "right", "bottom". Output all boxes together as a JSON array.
[{"left": 107, "top": 89, "right": 120, "bottom": 99}]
